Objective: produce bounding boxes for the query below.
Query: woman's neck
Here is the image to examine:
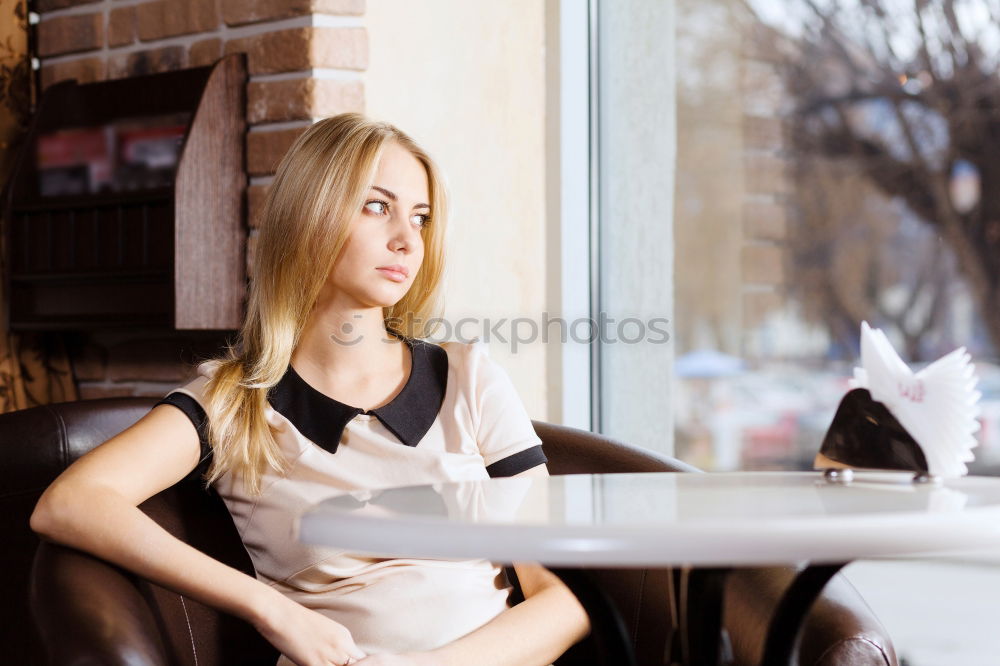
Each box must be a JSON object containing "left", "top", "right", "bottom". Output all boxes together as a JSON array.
[{"left": 292, "top": 304, "right": 404, "bottom": 385}]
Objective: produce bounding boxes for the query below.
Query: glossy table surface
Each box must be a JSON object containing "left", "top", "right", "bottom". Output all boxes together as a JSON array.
[{"left": 298, "top": 471, "right": 1000, "bottom": 567}]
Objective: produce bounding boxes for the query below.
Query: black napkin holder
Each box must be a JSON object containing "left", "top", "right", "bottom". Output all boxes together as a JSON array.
[{"left": 815, "top": 388, "right": 930, "bottom": 480}]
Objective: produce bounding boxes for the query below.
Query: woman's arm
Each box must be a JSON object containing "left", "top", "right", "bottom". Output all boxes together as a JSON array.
[
  {"left": 30, "top": 405, "right": 367, "bottom": 666},
  {"left": 415, "top": 560, "right": 590, "bottom": 666}
]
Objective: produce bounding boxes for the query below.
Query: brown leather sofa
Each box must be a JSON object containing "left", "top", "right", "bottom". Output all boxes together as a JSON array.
[{"left": 1, "top": 398, "right": 898, "bottom": 665}]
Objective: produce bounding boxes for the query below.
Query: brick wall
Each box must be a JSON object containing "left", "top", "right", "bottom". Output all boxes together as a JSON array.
[{"left": 35, "top": 0, "right": 367, "bottom": 397}]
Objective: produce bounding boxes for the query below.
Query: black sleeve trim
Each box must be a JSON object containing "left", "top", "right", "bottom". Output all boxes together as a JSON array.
[
  {"left": 485, "top": 445, "right": 548, "bottom": 478},
  {"left": 502, "top": 566, "right": 525, "bottom": 606},
  {"left": 155, "top": 393, "right": 213, "bottom": 484}
]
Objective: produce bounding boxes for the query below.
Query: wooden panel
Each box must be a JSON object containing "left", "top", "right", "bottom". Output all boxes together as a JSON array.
[{"left": 174, "top": 54, "right": 247, "bottom": 330}]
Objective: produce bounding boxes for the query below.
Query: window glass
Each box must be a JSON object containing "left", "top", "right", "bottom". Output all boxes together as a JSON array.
[{"left": 666, "top": 0, "right": 1000, "bottom": 472}]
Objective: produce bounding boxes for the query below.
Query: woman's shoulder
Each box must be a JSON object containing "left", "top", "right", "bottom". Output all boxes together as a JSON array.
[
  {"left": 435, "top": 337, "right": 493, "bottom": 369},
  {"left": 433, "top": 338, "right": 518, "bottom": 394}
]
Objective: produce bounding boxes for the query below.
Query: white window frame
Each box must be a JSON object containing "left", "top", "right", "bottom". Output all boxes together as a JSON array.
[{"left": 545, "top": 0, "right": 594, "bottom": 431}]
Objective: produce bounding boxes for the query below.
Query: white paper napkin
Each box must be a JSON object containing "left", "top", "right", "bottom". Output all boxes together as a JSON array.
[{"left": 849, "top": 322, "right": 981, "bottom": 478}]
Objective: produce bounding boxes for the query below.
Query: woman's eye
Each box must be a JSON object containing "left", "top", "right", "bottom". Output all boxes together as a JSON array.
[
  {"left": 411, "top": 214, "right": 431, "bottom": 228},
  {"left": 364, "top": 200, "right": 388, "bottom": 215}
]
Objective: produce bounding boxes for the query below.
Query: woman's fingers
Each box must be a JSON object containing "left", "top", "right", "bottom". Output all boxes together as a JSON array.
[
  {"left": 264, "top": 597, "right": 368, "bottom": 666},
  {"left": 342, "top": 645, "right": 368, "bottom": 662},
  {"left": 327, "top": 624, "right": 366, "bottom": 661}
]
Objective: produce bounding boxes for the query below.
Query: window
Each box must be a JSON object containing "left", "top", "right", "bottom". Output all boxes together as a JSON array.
[{"left": 592, "top": 0, "right": 1000, "bottom": 473}]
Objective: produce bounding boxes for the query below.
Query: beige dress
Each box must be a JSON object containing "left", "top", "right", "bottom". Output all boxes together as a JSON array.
[{"left": 160, "top": 338, "right": 547, "bottom": 660}]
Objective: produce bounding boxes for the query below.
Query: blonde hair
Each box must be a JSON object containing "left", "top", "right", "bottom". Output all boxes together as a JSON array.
[{"left": 202, "top": 113, "right": 448, "bottom": 494}]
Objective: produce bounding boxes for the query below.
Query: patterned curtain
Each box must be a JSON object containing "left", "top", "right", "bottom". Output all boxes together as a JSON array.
[{"left": 0, "top": 0, "right": 77, "bottom": 411}]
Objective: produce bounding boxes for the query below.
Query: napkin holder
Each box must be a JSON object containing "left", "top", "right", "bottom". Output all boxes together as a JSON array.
[{"left": 815, "top": 388, "right": 931, "bottom": 483}]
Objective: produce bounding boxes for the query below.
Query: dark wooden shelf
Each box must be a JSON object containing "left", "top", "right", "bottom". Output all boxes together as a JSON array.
[
  {"left": 11, "top": 188, "right": 172, "bottom": 211},
  {"left": 10, "top": 271, "right": 171, "bottom": 282},
  {"left": 3, "top": 55, "right": 247, "bottom": 331}
]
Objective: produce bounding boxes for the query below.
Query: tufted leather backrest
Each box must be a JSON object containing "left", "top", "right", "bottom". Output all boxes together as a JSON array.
[
  {"left": 1, "top": 398, "right": 159, "bottom": 665},
  {"left": 3, "top": 398, "right": 277, "bottom": 665}
]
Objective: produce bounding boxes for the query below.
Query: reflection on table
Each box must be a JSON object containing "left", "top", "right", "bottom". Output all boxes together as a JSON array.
[{"left": 299, "top": 471, "right": 1000, "bottom": 568}]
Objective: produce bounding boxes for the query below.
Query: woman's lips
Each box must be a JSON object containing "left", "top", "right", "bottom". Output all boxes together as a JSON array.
[{"left": 376, "top": 268, "right": 407, "bottom": 282}]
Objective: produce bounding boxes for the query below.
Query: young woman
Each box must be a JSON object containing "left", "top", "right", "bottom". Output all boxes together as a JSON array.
[{"left": 30, "top": 114, "right": 589, "bottom": 666}]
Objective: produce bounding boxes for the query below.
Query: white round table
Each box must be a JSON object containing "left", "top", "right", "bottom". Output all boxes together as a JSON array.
[
  {"left": 298, "top": 471, "right": 1000, "bottom": 665},
  {"left": 300, "top": 471, "right": 1000, "bottom": 565}
]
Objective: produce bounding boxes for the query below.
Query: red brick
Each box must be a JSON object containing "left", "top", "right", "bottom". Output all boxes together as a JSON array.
[
  {"left": 108, "top": 6, "right": 136, "bottom": 48},
  {"left": 222, "top": 0, "right": 364, "bottom": 26},
  {"left": 248, "top": 79, "right": 312, "bottom": 123},
  {"left": 311, "top": 27, "right": 367, "bottom": 71},
  {"left": 247, "top": 78, "right": 363, "bottom": 124},
  {"left": 226, "top": 27, "right": 366, "bottom": 75},
  {"left": 40, "top": 56, "right": 105, "bottom": 89},
  {"left": 222, "top": 0, "right": 309, "bottom": 25},
  {"left": 226, "top": 28, "right": 311, "bottom": 74},
  {"left": 108, "top": 45, "right": 187, "bottom": 79},
  {"left": 222, "top": 0, "right": 308, "bottom": 25},
  {"left": 247, "top": 127, "right": 309, "bottom": 176},
  {"left": 38, "top": 13, "right": 104, "bottom": 57},
  {"left": 137, "top": 0, "right": 219, "bottom": 41},
  {"left": 37, "top": 0, "right": 99, "bottom": 11},
  {"left": 189, "top": 38, "right": 222, "bottom": 67}
]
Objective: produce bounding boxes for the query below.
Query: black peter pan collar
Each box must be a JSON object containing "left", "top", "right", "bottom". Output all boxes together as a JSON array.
[{"left": 267, "top": 336, "right": 449, "bottom": 454}]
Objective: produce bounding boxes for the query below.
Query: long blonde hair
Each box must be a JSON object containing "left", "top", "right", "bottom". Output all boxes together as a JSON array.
[{"left": 202, "top": 113, "right": 448, "bottom": 494}]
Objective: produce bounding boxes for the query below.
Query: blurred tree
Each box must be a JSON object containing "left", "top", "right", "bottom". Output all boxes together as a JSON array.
[
  {"left": 746, "top": 0, "right": 1000, "bottom": 359},
  {"left": 791, "top": 154, "right": 958, "bottom": 360}
]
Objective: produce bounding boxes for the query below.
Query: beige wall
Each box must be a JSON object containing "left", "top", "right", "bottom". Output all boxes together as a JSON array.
[{"left": 365, "top": 1, "right": 549, "bottom": 419}]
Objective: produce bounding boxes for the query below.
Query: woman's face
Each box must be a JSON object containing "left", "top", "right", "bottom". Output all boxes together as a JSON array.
[{"left": 326, "top": 141, "right": 431, "bottom": 310}]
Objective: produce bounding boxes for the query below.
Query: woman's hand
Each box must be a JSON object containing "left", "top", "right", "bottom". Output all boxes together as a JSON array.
[{"left": 254, "top": 590, "right": 368, "bottom": 666}]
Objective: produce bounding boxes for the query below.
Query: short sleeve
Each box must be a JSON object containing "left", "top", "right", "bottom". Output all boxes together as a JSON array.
[
  {"left": 468, "top": 342, "right": 548, "bottom": 477},
  {"left": 155, "top": 365, "right": 215, "bottom": 484}
]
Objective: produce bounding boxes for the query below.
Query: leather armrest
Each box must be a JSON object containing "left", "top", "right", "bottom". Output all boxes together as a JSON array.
[
  {"left": 724, "top": 567, "right": 898, "bottom": 666},
  {"left": 30, "top": 541, "right": 170, "bottom": 666}
]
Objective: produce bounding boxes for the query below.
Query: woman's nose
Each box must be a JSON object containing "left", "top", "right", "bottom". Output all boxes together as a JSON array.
[{"left": 389, "top": 214, "right": 419, "bottom": 252}]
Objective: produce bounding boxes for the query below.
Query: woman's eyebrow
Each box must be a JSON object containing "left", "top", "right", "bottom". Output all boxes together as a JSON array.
[{"left": 370, "top": 185, "right": 430, "bottom": 210}]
